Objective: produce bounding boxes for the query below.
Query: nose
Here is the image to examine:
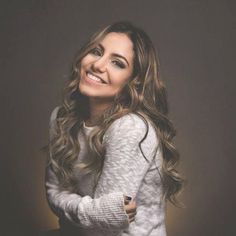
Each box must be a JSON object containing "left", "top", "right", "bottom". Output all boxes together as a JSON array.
[{"left": 91, "top": 57, "right": 107, "bottom": 73}]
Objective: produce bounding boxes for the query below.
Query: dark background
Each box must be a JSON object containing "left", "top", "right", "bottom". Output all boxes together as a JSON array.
[{"left": 1, "top": 0, "right": 235, "bottom": 235}]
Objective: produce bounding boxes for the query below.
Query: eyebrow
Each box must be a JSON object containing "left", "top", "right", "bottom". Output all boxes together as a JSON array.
[{"left": 98, "top": 43, "right": 130, "bottom": 67}]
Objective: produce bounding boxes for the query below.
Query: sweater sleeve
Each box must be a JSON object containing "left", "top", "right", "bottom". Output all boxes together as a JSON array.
[
  {"left": 94, "top": 113, "right": 161, "bottom": 200},
  {"left": 45, "top": 107, "right": 129, "bottom": 230}
]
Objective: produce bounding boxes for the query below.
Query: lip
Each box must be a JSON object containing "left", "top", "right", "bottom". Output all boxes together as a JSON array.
[
  {"left": 85, "top": 70, "right": 107, "bottom": 84},
  {"left": 83, "top": 71, "right": 107, "bottom": 85}
]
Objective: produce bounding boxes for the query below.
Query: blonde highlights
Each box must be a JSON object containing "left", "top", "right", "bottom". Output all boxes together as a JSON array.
[{"left": 49, "top": 21, "right": 184, "bottom": 205}]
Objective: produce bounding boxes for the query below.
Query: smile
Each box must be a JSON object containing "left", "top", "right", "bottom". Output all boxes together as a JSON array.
[{"left": 86, "top": 72, "right": 107, "bottom": 84}]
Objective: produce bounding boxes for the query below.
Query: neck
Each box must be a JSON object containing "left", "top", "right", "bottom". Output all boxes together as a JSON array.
[{"left": 86, "top": 97, "right": 113, "bottom": 126}]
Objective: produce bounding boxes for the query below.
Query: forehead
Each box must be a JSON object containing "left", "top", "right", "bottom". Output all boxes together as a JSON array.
[{"left": 99, "top": 32, "right": 134, "bottom": 61}]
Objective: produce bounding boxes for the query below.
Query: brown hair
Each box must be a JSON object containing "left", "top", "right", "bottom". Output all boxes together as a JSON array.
[{"left": 49, "top": 21, "right": 184, "bottom": 206}]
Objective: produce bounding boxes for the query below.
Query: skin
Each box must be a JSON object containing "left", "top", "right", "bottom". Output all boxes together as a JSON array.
[
  {"left": 79, "top": 32, "right": 134, "bottom": 125},
  {"left": 79, "top": 32, "right": 137, "bottom": 222},
  {"left": 124, "top": 196, "right": 137, "bottom": 223}
]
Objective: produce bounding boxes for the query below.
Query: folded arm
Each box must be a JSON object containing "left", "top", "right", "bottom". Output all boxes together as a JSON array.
[
  {"left": 45, "top": 165, "right": 129, "bottom": 230},
  {"left": 45, "top": 108, "right": 159, "bottom": 230},
  {"left": 45, "top": 107, "right": 129, "bottom": 230}
]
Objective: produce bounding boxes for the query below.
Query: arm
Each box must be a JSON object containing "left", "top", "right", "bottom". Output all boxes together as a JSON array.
[
  {"left": 94, "top": 113, "right": 160, "bottom": 200},
  {"left": 45, "top": 107, "right": 129, "bottom": 230},
  {"left": 46, "top": 166, "right": 128, "bottom": 230}
]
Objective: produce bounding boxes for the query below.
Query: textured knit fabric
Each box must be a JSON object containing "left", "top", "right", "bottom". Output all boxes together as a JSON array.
[{"left": 45, "top": 106, "right": 167, "bottom": 236}]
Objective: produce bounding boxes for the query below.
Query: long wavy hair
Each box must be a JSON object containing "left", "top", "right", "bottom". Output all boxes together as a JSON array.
[{"left": 48, "top": 21, "right": 184, "bottom": 206}]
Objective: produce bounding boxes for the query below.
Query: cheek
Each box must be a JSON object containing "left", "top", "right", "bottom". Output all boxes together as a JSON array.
[
  {"left": 111, "top": 72, "right": 131, "bottom": 88},
  {"left": 108, "top": 78, "right": 129, "bottom": 96},
  {"left": 81, "top": 55, "right": 92, "bottom": 67}
]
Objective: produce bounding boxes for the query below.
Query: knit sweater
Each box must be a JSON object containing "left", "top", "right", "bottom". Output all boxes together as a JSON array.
[{"left": 45, "top": 106, "right": 167, "bottom": 236}]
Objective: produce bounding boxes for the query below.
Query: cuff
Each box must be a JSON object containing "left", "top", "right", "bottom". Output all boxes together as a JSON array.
[{"left": 99, "top": 192, "right": 129, "bottom": 230}]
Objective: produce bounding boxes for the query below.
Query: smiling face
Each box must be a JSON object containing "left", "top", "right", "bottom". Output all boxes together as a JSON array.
[{"left": 79, "top": 32, "right": 134, "bottom": 105}]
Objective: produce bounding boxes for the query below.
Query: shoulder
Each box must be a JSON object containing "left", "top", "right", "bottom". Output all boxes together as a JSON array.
[
  {"left": 107, "top": 113, "right": 155, "bottom": 135},
  {"left": 105, "top": 113, "right": 159, "bottom": 145},
  {"left": 104, "top": 113, "right": 160, "bottom": 160}
]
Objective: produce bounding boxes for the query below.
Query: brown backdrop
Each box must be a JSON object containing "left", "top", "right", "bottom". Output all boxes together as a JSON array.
[{"left": 1, "top": 0, "right": 235, "bottom": 235}]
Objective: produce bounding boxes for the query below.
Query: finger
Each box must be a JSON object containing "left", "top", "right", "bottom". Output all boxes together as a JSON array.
[
  {"left": 126, "top": 200, "right": 136, "bottom": 207},
  {"left": 126, "top": 201, "right": 136, "bottom": 210},
  {"left": 124, "top": 196, "right": 132, "bottom": 205},
  {"left": 128, "top": 211, "right": 136, "bottom": 219},
  {"left": 125, "top": 201, "right": 136, "bottom": 208},
  {"left": 125, "top": 196, "right": 132, "bottom": 201},
  {"left": 125, "top": 205, "right": 137, "bottom": 214},
  {"left": 125, "top": 208, "right": 136, "bottom": 214},
  {"left": 128, "top": 216, "right": 135, "bottom": 223},
  {"left": 124, "top": 199, "right": 130, "bottom": 205},
  {"left": 125, "top": 201, "right": 136, "bottom": 211}
]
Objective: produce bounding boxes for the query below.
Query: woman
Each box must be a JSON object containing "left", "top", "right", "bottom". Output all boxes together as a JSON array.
[{"left": 45, "top": 21, "right": 184, "bottom": 236}]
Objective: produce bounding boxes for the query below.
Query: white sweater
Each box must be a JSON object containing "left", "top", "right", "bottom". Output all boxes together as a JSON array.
[{"left": 45, "top": 107, "right": 167, "bottom": 236}]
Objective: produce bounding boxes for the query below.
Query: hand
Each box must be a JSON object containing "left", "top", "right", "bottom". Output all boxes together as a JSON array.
[{"left": 124, "top": 195, "right": 137, "bottom": 223}]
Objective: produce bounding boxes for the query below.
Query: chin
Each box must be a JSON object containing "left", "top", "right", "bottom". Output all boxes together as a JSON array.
[
  {"left": 79, "top": 87, "right": 93, "bottom": 97},
  {"left": 79, "top": 84, "right": 117, "bottom": 101},
  {"left": 78, "top": 85, "right": 99, "bottom": 98}
]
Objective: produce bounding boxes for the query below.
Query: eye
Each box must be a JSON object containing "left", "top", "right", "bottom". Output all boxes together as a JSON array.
[
  {"left": 89, "top": 47, "right": 102, "bottom": 56},
  {"left": 112, "top": 59, "right": 126, "bottom": 69}
]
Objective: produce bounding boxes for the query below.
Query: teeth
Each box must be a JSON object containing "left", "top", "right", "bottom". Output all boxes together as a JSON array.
[{"left": 87, "top": 73, "right": 103, "bottom": 83}]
